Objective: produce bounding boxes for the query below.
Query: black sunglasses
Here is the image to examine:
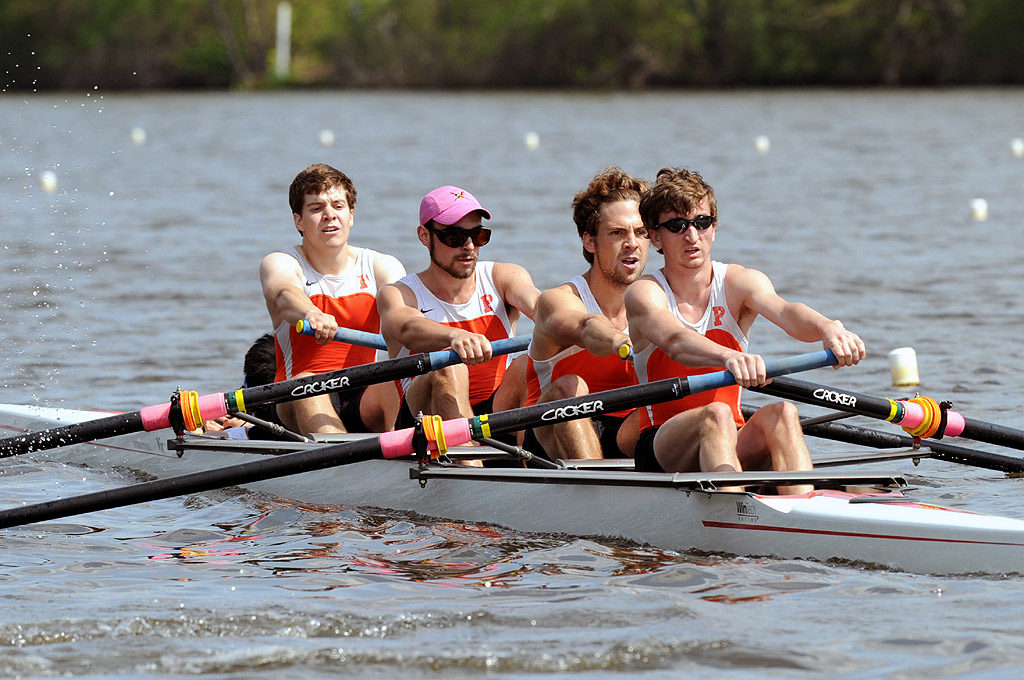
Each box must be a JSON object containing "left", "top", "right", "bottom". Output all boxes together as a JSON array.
[
  {"left": 655, "top": 215, "right": 716, "bottom": 233},
  {"left": 428, "top": 224, "right": 492, "bottom": 248}
]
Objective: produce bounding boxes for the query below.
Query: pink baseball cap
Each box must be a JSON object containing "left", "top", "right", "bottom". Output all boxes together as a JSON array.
[{"left": 419, "top": 186, "right": 491, "bottom": 226}]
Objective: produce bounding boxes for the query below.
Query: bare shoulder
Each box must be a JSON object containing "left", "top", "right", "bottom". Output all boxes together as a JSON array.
[
  {"left": 724, "top": 262, "right": 774, "bottom": 293},
  {"left": 625, "top": 274, "right": 665, "bottom": 305},
  {"left": 492, "top": 261, "right": 535, "bottom": 284},
  {"left": 260, "top": 250, "right": 301, "bottom": 279},
  {"left": 537, "top": 282, "right": 586, "bottom": 317},
  {"left": 378, "top": 279, "right": 417, "bottom": 308},
  {"left": 371, "top": 250, "right": 407, "bottom": 284}
]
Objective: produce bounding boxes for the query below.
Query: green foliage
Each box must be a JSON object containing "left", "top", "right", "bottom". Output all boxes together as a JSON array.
[{"left": 1, "top": 0, "right": 1021, "bottom": 90}]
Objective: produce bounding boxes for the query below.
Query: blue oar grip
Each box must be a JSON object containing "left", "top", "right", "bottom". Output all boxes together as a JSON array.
[
  {"left": 427, "top": 335, "right": 531, "bottom": 370},
  {"left": 295, "top": 320, "right": 387, "bottom": 351},
  {"left": 686, "top": 350, "right": 837, "bottom": 394}
]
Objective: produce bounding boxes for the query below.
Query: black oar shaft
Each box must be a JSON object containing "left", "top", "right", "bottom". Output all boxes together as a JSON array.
[
  {"left": 239, "top": 354, "right": 429, "bottom": 410},
  {"left": 754, "top": 377, "right": 1024, "bottom": 452},
  {"left": 741, "top": 404, "right": 1024, "bottom": 473},
  {"left": 480, "top": 379, "right": 687, "bottom": 435},
  {"left": 0, "top": 437, "right": 385, "bottom": 530},
  {"left": 0, "top": 412, "right": 144, "bottom": 460}
]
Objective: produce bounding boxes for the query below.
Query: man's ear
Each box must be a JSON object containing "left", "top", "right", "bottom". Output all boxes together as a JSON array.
[
  {"left": 417, "top": 225, "right": 430, "bottom": 247},
  {"left": 582, "top": 231, "right": 597, "bottom": 255}
]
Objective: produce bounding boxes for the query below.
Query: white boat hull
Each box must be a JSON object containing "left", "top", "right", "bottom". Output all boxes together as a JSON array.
[{"left": 2, "top": 403, "right": 1023, "bottom": 575}]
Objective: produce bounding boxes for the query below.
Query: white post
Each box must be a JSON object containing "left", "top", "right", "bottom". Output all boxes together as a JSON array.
[{"left": 275, "top": 1, "right": 292, "bottom": 80}]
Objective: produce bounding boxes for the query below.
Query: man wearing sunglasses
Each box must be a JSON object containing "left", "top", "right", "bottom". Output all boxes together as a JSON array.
[
  {"left": 260, "top": 164, "right": 406, "bottom": 437},
  {"left": 523, "top": 167, "right": 649, "bottom": 461},
  {"left": 378, "top": 185, "right": 539, "bottom": 434},
  {"left": 625, "top": 167, "right": 865, "bottom": 492}
]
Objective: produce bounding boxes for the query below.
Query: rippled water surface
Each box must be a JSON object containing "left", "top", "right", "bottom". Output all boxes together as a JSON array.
[{"left": 2, "top": 89, "right": 1024, "bottom": 678}]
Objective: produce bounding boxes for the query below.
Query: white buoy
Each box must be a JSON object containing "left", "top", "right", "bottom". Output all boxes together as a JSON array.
[
  {"left": 970, "top": 198, "right": 988, "bottom": 221},
  {"left": 524, "top": 131, "right": 540, "bottom": 150},
  {"left": 888, "top": 347, "right": 920, "bottom": 387},
  {"left": 755, "top": 135, "right": 770, "bottom": 154},
  {"left": 38, "top": 170, "right": 58, "bottom": 193},
  {"left": 130, "top": 127, "right": 147, "bottom": 145},
  {"left": 318, "top": 129, "right": 335, "bottom": 147},
  {"left": 1012, "top": 138, "right": 1024, "bottom": 158}
]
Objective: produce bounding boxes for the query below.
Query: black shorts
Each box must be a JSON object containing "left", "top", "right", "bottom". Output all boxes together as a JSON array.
[
  {"left": 523, "top": 414, "right": 629, "bottom": 461},
  {"left": 330, "top": 385, "right": 372, "bottom": 433},
  {"left": 634, "top": 426, "right": 666, "bottom": 472}
]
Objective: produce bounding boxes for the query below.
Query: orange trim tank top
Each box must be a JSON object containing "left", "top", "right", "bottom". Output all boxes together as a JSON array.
[
  {"left": 274, "top": 246, "right": 384, "bottom": 381},
  {"left": 397, "top": 261, "right": 514, "bottom": 405},
  {"left": 525, "top": 275, "right": 636, "bottom": 417},
  {"left": 633, "top": 262, "right": 748, "bottom": 430}
]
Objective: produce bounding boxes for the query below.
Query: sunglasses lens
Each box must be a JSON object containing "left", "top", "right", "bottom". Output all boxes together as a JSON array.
[
  {"left": 434, "top": 226, "right": 490, "bottom": 247},
  {"left": 659, "top": 216, "right": 715, "bottom": 232}
]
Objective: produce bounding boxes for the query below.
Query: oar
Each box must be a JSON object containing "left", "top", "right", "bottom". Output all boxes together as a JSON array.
[
  {"left": 740, "top": 404, "right": 1024, "bottom": 473},
  {"left": 295, "top": 320, "right": 387, "bottom": 350},
  {"left": 0, "top": 336, "right": 530, "bottom": 459},
  {"left": 752, "top": 377, "right": 1024, "bottom": 452},
  {"left": 0, "top": 350, "right": 836, "bottom": 529}
]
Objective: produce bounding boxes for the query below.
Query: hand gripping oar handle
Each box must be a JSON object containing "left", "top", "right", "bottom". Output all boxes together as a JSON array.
[
  {"left": 469, "top": 349, "right": 838, "bottom": 440},
  {"left": 295, "top": 321, "right": 387, "bottom": 350},
  {"left": 0, "top": 350, "right": 835, "bottom": 530},
  {"left": 752, "top": 376, "right": 1024, "bottom": 452},
  {"left": 0, "top": 336, "right": 530, "bottom": 459}
]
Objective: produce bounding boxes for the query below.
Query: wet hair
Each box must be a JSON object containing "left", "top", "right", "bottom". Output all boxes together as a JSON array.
[
  {"left": 638, "top": 167, "right": 717, "bottom": 231},
  {"left": 571, "top": 167, "right": 648, "bottom": 264},
  {"left": 288, "top": 163, "right": 357, "bottom": 216},
  {"left": 242, "top": 333, "right": 277, "bottom": 388}
]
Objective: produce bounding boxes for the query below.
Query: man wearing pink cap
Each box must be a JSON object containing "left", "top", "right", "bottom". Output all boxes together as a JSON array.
[{"left": 378, "top": 185, "right": 539, "bottom": 432}]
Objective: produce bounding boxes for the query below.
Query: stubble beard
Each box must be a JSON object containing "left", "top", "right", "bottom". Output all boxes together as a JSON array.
[
  {"left": 595, "top": 251, "right": 641, "bottom": 287},
  {"left": 429, "top": 241, "right": 477, "bottom": 280}
]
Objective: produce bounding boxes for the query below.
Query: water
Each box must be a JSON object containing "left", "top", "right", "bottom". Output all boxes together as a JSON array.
[{"left": 2, "top": 89, "right": 1024, "bottom": 678}]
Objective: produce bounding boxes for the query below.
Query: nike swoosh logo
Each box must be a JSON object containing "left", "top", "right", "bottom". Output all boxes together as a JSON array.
[
  {"left": 419, "top": 308, "right": 434, "bottom": 314},
  {"left": 306, "top": 281, "right": 316, "bottom": 286}
]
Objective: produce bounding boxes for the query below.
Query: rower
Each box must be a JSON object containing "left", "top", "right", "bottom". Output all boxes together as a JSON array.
[
  {"left": 523, "top": 167, "right": 650, "bottom": 460},
  {"left": 625, "top": 167, "right": 866, "bottom": 493},
  {"left": 377, "top": 185, "right": 540, "bottom": 450},
  {"left": 260, "top": 164, "right": 406, "bottom": 436}
]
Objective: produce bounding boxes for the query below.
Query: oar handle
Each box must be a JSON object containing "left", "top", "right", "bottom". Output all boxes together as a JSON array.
[
  {"left": 425, "top": 336, "right": 530, "bottom": 369},
  {"left": 687, "top": 350, "right": 837, "bottom": 394},
  {"left": 295, "top": 320, "right": 387, "bottom": 350}
]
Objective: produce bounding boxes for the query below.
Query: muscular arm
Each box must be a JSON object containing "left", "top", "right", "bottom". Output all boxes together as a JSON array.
[
  {"left": 533, "top": 285, "right": 630, "bottom": 360},
  {"left": 259, "top": 251, "right": 337, "bottom": 344},
  {"left": 377, "top": 283, "right": 494, "bottom": 364},
  {"left": 731, "top": 266, "right": 866, "bottom": 367},
  {"left": 626, "top": 277, "right": 742, "bottom": 367},
  {"left": 493, "top": 262, "right": 540, "bottom": 322},
  {"left": 372, "top": 252, "right": 407, "bottom": 287}
]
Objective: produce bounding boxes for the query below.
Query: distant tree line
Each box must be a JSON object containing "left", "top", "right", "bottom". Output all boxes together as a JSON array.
[{"left": 3, "top": 0, "right": 1023, "bottom": 91}]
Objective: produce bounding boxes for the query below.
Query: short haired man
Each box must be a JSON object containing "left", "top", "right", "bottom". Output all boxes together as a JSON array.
[
  {"left": 625, "top": 167, "right": 865, "bottom": 493},
  {"left": 260, "top": 163, "right": 406, "bottom": 435},
  {"left": 524, "top": 168, "right": 649, "bottom": 460}
]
